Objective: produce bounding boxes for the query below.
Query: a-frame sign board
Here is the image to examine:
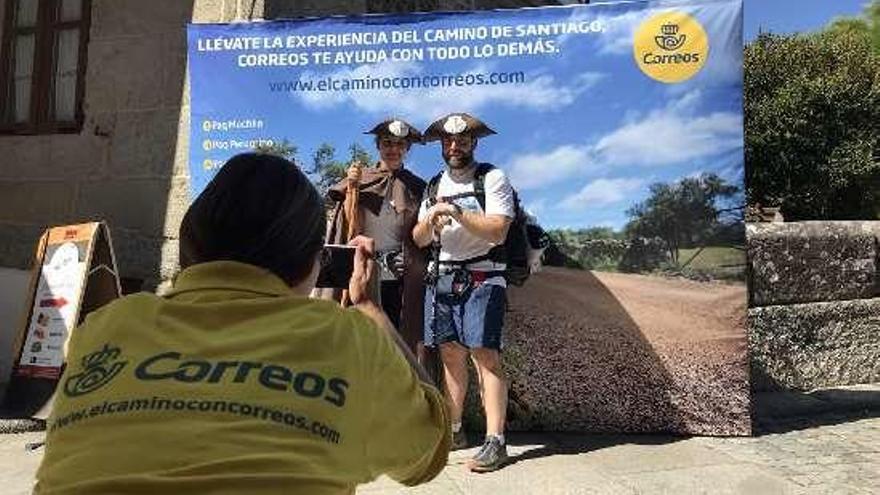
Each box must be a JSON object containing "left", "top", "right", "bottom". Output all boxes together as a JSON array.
[{"left": 1, "top": 222, "right": 121, "bottom": 419}]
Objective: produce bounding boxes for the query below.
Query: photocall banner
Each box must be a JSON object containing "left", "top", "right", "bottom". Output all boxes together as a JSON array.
[{"left": 188, "top": 0, "right": 748, "bottom": 435}]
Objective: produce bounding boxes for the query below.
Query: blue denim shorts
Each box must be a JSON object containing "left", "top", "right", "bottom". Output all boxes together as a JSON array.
[{"left": 423, "top": 282, "right": 506, "bottom": 350}]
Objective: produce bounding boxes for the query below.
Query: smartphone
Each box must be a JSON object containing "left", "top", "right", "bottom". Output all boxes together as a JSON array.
[{"left": 315, "top": 244, "right": 356, "bottom": 289}]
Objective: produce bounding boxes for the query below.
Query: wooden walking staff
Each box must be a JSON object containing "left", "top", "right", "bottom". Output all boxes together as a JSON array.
[
  {"left": 343, "top": 160, "right": 364, "bottom": 240},
  {"left": 340, "top": 160, "right": 365, "bottom": 306}
]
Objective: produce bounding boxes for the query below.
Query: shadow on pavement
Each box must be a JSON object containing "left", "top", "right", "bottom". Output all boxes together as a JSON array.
[
  {"left": 500, "top": 431, "right": 685, "bottom": 468},
  {"left": 752, "top": 386, "right": 880, "bottom": 435}
]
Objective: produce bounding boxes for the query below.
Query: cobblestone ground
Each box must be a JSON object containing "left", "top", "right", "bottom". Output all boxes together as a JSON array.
[{"left": 1, "top": 392, "right": 878, "bottom": 494}]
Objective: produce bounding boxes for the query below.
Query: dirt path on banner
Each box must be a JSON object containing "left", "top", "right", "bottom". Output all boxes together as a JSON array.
[
  {"left": 502, "top": 267, "right": 751, "bottom": 435},
  {"left": 511, "top": 267, "right": 746, "bottom": 343}
]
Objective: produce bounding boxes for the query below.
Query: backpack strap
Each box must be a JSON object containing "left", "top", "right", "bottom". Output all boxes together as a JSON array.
[
  {"left": 472, "top": 163, "right": 495, "bottom": 212},
  {"left": 425, "top": 171, "right": 443, "bottom": 207}
]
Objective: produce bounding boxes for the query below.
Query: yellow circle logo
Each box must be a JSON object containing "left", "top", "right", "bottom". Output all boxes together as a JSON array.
[{"left": 633, "top": 12, "right": 709, "bottom": 84}]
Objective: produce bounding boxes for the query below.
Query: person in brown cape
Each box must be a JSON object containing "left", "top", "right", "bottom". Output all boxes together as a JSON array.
[{"left": 323, "top": 118, "right": 429, "bottom": 358}]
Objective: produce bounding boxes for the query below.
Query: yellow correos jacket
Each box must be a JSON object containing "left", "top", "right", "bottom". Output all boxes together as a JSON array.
[{"left": 35, "top": 261, "right": 450, "bottom": 494}]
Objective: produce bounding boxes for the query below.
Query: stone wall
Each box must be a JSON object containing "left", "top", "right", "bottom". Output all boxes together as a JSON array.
[
  {"left": 747, "top": 221, "right": 880, "bottom": 391},
  {"left": 0, "top": 1, "right": 265, "bottom": 291},
  {"left": 747, "top": 222, "right": 878, "bottom": 306}
]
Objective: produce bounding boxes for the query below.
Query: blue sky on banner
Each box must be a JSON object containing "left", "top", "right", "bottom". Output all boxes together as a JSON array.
[{"left": 188, "top": 0, "right": 743, "bottom": 230}]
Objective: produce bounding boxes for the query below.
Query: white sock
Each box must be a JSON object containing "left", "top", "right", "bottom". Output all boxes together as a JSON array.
[
  {"left": 452, "top": 422, "right": 462, "bottom": 433},
  {"left": 489, "top": 433, "right": 505, "bottom": 445}
]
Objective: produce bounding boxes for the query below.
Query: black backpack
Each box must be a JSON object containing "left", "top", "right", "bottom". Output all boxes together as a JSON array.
[{"left": 425, "top": 163, "right": 548, "bottom": 286}]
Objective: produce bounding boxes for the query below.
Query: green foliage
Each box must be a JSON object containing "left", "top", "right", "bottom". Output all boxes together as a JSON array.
[
  {"left": 545, "top": 228, "right": 623, "bottom": 269},
  {"left": 253, "top": 139, "right": 376, "bottom": 197},
  {"left": 744, "top": 25, "right": 880, "bottom": 220},
  {"left": 828, "top": 1, "right": 880, "bottom": 52},
  {"left": 624, "top": 174, "right": 739, "bottom": 263},
  {"left": 253, "top": 139, "right": 297, "bottom": 160},
  {"left": 310, "top": 143, "right": 375, "bottom": 195},
  {"left": 544, "top": 229, "right": 668, "bottom": 273},
  {"left": 546, "top": 227, "right": 622, "bottom": 245}
]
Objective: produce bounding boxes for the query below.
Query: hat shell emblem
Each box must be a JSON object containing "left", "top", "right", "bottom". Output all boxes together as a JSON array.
[
  {"left": 388, "top": 120, "right": 409, "bottom": 137},
  {"left": 443, "top": 115, "right": 468, "bottom": 135}
]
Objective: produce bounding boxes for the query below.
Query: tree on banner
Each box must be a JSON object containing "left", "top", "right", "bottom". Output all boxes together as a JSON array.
[
  {"left": 253, "top": 141, "right": 374, "bottom": 197},
  {"left": 625, "top": 174, "right": 739, "bottom": 265},
  {"left": 311, "top": 143, "right": 373, "bottom": 196}
]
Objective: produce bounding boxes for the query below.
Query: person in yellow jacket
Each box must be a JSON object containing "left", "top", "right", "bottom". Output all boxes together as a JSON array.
[{"left": 34, "top": 152, "right": 450, "bottom": 494}]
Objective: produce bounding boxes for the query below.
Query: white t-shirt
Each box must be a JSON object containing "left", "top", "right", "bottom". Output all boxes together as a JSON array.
[{"left": 418, "top": 165, "right": 515, "bottom": 286}]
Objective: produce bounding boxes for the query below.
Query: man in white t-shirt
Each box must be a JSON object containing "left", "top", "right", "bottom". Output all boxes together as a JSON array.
[{"left": 413, "top": 113, "right": 514, "bottom": 472}]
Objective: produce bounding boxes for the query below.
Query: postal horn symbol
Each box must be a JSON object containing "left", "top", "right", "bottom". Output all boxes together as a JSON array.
[
  {"left": 655, "top": 24, "right": 687, "bottom": 51},
  {"left": 63, "top": 344, "right": 127, "bottom": 397}
]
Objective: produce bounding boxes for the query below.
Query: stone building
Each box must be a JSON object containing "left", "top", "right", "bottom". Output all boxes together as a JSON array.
[{"left": 0, "top": 0, "right": 575, "bottom": 291}]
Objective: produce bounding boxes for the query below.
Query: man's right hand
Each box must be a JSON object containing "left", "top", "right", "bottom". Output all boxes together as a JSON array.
[
  {"left": 347, "top": 161, "right": 364, "bottom": 183},
  {"left": 347, "top": 235, "right": 375, "bottom": 304}
]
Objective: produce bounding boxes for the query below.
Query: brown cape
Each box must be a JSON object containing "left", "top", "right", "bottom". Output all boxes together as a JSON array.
[{"left": 319, "top": 164, "right": 427, "bottom": 353}]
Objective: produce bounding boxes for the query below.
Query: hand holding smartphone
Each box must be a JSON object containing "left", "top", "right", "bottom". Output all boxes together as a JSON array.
[
  {"left": 316, "top": 244, "right": 356, "bottom": 289},
  {"left": 315, "top": 236, "right": 377, "bottom": 304}
]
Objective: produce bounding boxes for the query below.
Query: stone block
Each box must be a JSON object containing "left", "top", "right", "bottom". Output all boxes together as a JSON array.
[
  {"left": 48, "top": 134, "right": 108, "bottom": 179},
  {"left": 0, "top": 224, "right": 45, "bottom": 270},
  {"left": 92, "top": 0, "right": 196, "bottom": 39},
  {"left": 747, "top": 221, "right": 878, "bottom": 306},
  {"left": 82, "top": 112, "right": 117, "bottom": 145},
  {"left": 86, "top": 38, "right": 165, "bottom": 112},
  {"left": 172, "top": 105, "right": 191, "bottom": 179},
  {"left": 0, "top": 181, "right": 75, "bottom": 225},
  {"left": 748, "top": 298, "right": 880, "bottom": 391},
  {"left": 161, "top": 31, "right": 189, "bottom": 108},
  {"left": 163, "top": 177, "right": 191, "bottom": 238},
  {"left": 82, "top": 41, "right": 120, "bottom": 114},
  {"left": 439, "top": 0, "right": 474, "bottom": 10},
  {"left": 159, "top": 238, "right": 180, "bottom": 281},
  {"left": 74, "top": 178, "right": 172, "bottom": 234},
  {"left": 266, "top": 0, "right": 365, "bottom": 18},
  {"left": 0, "top": 136, "right": 52, "bottom": 180},
  {"left": 192, "top": 0, "right": 225, "bottom": 22},
  {"left": 109, "top": 228, "right": 166, "bottom": 284},
  {"left": 107, "top": 109, "right": 181, "bottom": 178}
]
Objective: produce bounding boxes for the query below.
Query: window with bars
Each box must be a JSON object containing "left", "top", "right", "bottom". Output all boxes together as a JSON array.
[{"left": 0, "top": 0, "right": 90, "bottom": 134}]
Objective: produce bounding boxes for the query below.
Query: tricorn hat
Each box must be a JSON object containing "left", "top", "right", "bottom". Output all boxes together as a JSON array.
[
  {"left": 365, "top": 118, "right": 423, "bottom": 144},
  {"left": 423, "top": 113, "right": 496, "bottom": 142}
]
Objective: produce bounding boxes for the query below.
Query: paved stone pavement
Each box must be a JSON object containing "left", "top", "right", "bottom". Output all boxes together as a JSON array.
[{"left": 2, "top": 386, "right": 878, "bottom": 494}]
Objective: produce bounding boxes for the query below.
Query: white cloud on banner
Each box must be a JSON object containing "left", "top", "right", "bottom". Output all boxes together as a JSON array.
[
  {"left": 508, "top": 144, "right": 594, "bottom": 191},
  {"left": 593, "top": 109, "right": 742, "bottom": 167},
  {"left": 505, "top": 91, "right": 742, "bottom": 190},
  {"left": 594, "top": 10, "right": 646, "bottom": 56},
  {"left": 560, "top": 177, "right": 645, "bottom": 210},
  {"left": 294, "top": 60, "right": 604, "bottom": 121}
]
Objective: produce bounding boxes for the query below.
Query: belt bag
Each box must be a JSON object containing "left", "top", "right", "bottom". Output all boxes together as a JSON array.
[{"left": 435, "top": 269, "right": 473, "bottom": 303}]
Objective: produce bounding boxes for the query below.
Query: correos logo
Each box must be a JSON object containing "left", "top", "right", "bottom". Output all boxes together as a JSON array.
[
  {"left": 64, "top": 344, "right": 127, "bottom": 397},
  {"left": 633, "top": 12, "right": 709, "bottom": 84}
]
